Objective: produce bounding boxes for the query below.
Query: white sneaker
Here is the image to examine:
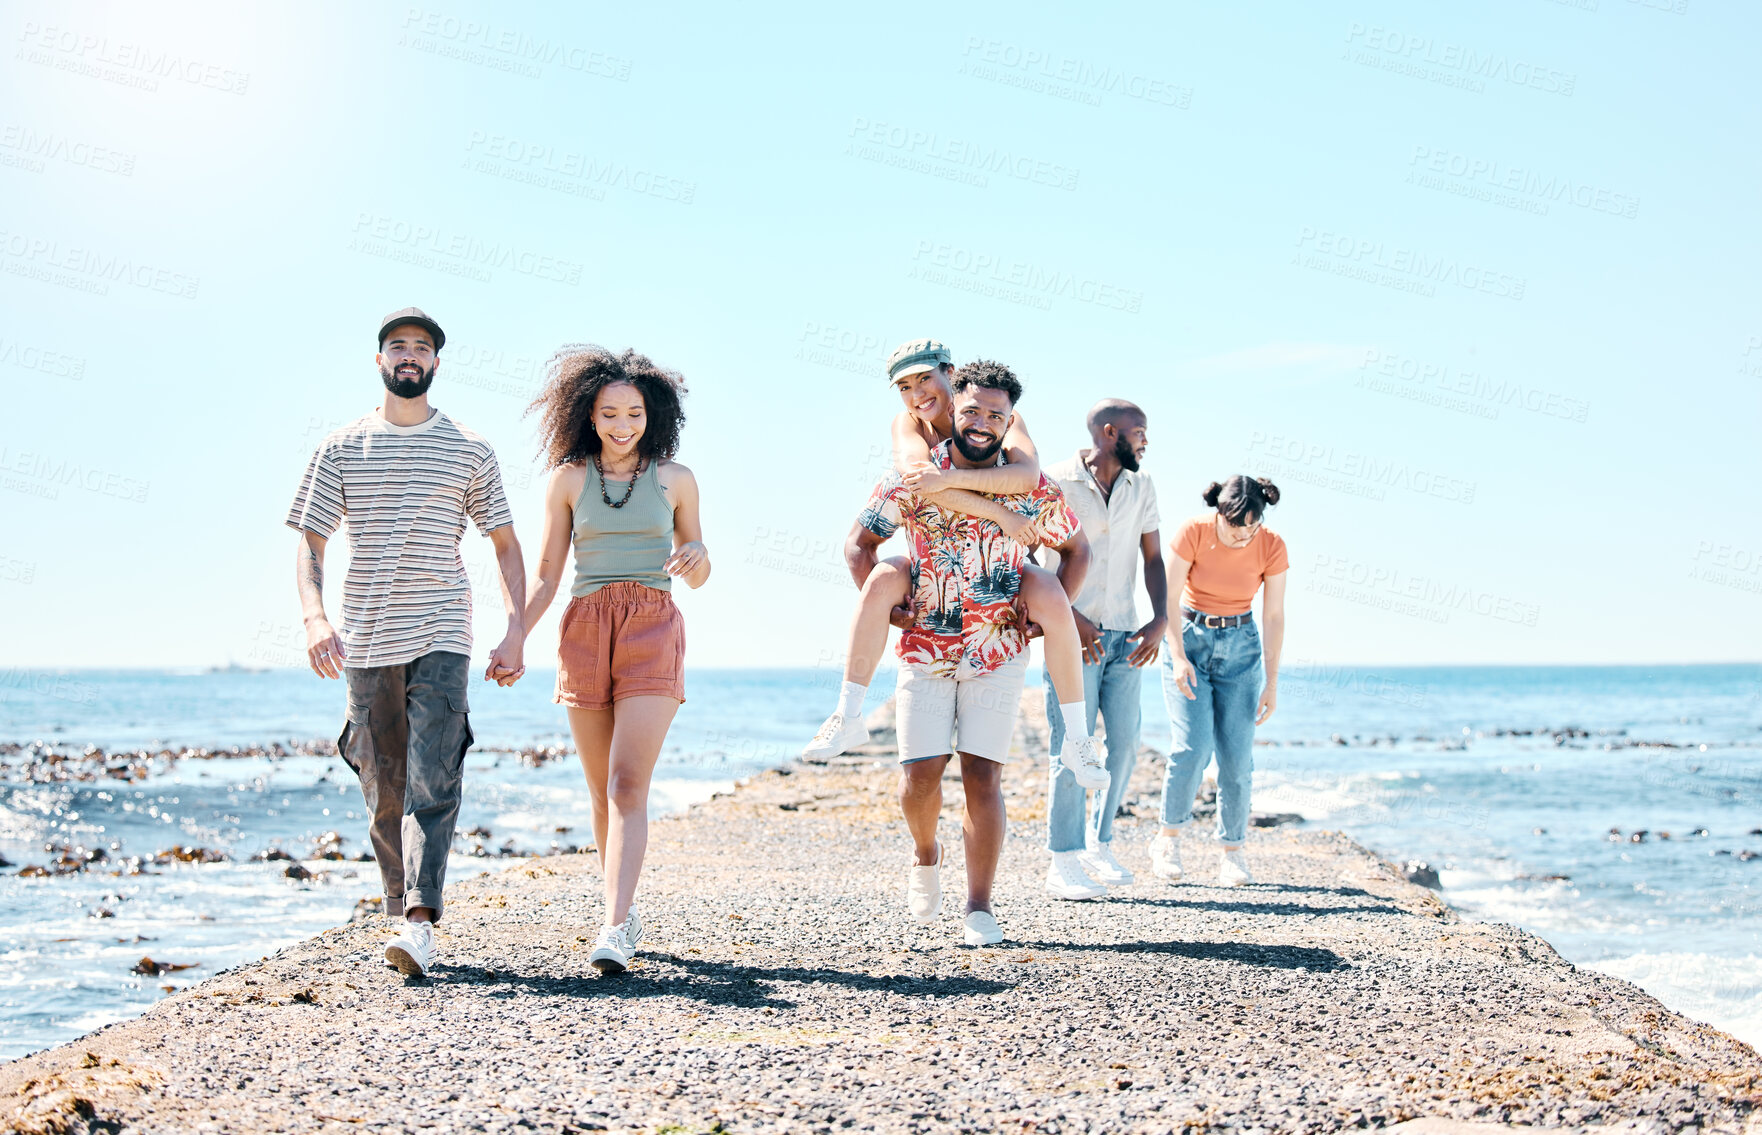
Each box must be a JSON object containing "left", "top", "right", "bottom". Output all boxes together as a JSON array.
[
  {"left": 590, "top": 908, "right": 643, "bottom": 973},
  {"left": 1149, "top": 833, "right": 1184, "bottom": 881},
  {"left": 963, "top": 910, "right": 1003, "bottom": 946},
  {"left": 1045, "top": 851, "right": 1107, "bottom": 900},
  {"left": 1219, "top": 847, "right": 1254, "bottom": 887},
  {"left": 1060, "top": 735, "right": 1110, "bottom": 791},
  {"left": 907, "top": 843, "right": 941, "bottom": 925},
  {"left": 384, "top": 919, "right": 434, "bottom": 977},
  {"left": 1079, "top": 840, "right": 1134, "bottom": 886},
  {"left": 802, "top": 712, "right": 868, "bottom": 760}
]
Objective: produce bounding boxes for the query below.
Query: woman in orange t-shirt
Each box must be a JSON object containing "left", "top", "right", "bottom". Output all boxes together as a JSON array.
[{"left": 1148, "top": 476, "right": 1288, "bottom": 888}]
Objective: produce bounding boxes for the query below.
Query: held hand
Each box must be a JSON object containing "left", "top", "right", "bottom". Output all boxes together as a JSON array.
[
  {"left": 664, "top": 541, "right": 708, "bottom": 578},
  {"left": 485, "top": 634, "right": 525, "bottom": 687},
  {"left": 998, "top": 510, "right": 1032, "bottom": 543},
  {"left": 1074, "top": 610, "right": 1104, "bottom": 664},
  {"left": 902, "top": 464, "right": 949, "bottom": 494},
  {"left": 1255, "top": 683, "right": 1278, "bottom": 725},
  {"left": 1023, "top": 619, "right": 1044, "bottom": 641},
  {"left": 305, "top": 618, "right": 346, "bottom": 679},
  {"left": 1170, "top": 655, "right": 1198, "bottom": 700},
  {"left": 1126, "top": 615, "right": 1167, "bottom": 668},
  {"left": 888, "top": 603, "right": 916, "bottom": 631}
]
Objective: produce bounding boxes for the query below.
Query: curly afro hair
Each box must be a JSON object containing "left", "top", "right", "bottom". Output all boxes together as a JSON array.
[
  {"left": 951, "top": 358, "right": 1023, "bottom": 406},
  {"left": 526, "top": 345, "right": 688, "bottom": 469}
]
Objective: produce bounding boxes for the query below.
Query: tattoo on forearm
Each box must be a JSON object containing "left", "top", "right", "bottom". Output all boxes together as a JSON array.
[{"left": 301, "top": 547, "right": 322, "bottom": 592}]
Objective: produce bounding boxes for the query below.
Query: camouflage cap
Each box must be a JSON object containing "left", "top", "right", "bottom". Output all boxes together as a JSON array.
[{"left": 885, "top": 338, "right": 951, "bottom": 381}]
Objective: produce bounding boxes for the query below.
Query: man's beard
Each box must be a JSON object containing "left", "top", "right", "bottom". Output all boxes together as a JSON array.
[
  {"left": 1113, "top": 432, "right": 1141, "bottom": 472},
  {"left": 379, "top": 361, "right": 435, "bottom": 399},
  {"left": 952, "top": 428, "right": 1003, "bottom": 464}
]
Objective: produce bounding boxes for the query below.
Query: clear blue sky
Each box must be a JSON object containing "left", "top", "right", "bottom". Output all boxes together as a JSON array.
[{"left": 3, "top": 0, "right": 1758, "bottom": 671}]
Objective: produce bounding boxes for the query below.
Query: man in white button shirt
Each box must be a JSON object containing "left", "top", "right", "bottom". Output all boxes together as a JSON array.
[{"left": 1040, "top": 400, "right": 1167, "bottom": 898}]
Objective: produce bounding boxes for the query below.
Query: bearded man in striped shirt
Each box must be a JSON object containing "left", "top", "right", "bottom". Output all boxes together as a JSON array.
[{"left": 287, "top": 306, "right": 528, "bottom": 978}]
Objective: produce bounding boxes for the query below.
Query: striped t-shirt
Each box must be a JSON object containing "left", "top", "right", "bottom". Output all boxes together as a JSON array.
[{"left": 285, "top": 409, "right": 514, "bottom": 668}]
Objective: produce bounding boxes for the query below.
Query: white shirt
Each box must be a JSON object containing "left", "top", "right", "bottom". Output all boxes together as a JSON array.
[{"left": 1045, "top": 452, "right": 1161, "bottom": 632}]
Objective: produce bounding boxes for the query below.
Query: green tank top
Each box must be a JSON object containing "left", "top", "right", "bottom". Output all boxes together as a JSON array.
[{"left": 569, "top": 459, "right": 674, "bottom": 597}]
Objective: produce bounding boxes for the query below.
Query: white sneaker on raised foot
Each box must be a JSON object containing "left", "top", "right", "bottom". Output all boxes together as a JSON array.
[
  {"left": 1045, "top": 851, "right": 1107, "bottom": 900},
  {"left": 1219, "top": 847, "right": 1254, "bottom": 887},
  {"left": 907, "top": 843, "right": 942, "bottom": 925},
  {"left": 384, "top": 919, "right": 434, "bottom": 977},
  {"left": 802, "top": 712, "right": 868, "bottom": 760},
  {"left": 1080, "top": 840, "right": 1134, "bottom": 886},
  {"left": 1060, "top": 735, "right": 1110, "bottom": 791},
  {"left": 1149, "top": 833, "right": 1184, "bottom": 881},
  {"left": 590, "top": 908, "right": 643, "bottom": 974},
  {"left": 963, "top": 910, "right": 1003, "bottom": 946}
]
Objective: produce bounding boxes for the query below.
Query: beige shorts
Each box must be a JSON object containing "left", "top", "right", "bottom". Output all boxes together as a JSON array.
[{"left": 895, "top": 653, "right": 1028, "bottom": 764}]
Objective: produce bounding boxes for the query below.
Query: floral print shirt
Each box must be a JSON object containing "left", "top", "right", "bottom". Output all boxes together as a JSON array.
[{"left": 858, "top": 441, "right": 1082, "bottom": 679}]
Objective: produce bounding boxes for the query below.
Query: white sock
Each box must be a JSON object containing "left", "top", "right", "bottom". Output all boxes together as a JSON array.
[
  {"left": 1059, "top": 702, "right": 1089, "bottom": 743},
  {"left": 837, "top": 681, "right": 868, "bottom": 719}
]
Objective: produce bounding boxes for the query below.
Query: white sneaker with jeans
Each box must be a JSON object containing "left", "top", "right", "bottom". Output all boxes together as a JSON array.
[
  {"left": 1218, "top": 847, "right": 1253, "bottom": 887},
  {"left": 907, "top": 843, "right": 941, "bottom": 925},
  {"left": 1149, "top": 833, "right": 1183, "bottom": 881},
  {"left": 1060, "top": 734, "right": 1111, "bottom": 791},
  {"left": 384, "top": 919, "right": 435, "bottom": 977},
  {"left": 802, "top": 712, "right": 868, "bottom": 761},
  {"left": 590, "top": 907, "right": 644, "bottom": 973},
  {"left": 1079, "top": 840, "right": 1134, "bottom": 886},
  {"left": 1046, "top": 851, "right": 1107, "bottom": 900}
]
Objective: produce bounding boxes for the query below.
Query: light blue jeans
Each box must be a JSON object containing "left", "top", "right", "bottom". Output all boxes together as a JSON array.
[
  {"left": 1160, "top": 619, "right": 1263, "bottom": 845},
  {"left": 1044, "top": 629, "right": 1144, "bottom": 853}
]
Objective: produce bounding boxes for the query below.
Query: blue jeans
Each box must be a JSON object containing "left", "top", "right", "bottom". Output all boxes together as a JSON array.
[
  {"left": 1160, "top": 620, "right": 1263, "bottom": 845},
  {"left": 1043, "top": 629, "right": 1144, "bottom": 853}
]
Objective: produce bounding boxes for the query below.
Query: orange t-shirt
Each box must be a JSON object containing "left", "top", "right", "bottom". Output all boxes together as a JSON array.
[{"left": 1174, "top": 514, "right": 1289, "bottom": 616}]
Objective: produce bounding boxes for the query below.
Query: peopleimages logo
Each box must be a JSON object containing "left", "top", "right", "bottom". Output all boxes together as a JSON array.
[
  {"left": 0, "top": 229, "right": 200, "bottom": 300},
  {"left": 16, "top": 22, "right": 250, "bottom": 94},
  {"left": 1342, "top": 23, "right": 1576, "bottom": 97},
  {"left": 1246, "top": 430, "right": 1478, "bottom": 504},
  {"left": 1295, "top": 227, "right": 1526, "bottom": 301},
  {"left": 910, "top": 240, "right": 1143, "bottom": 313},
  {"left": 847, "top": 117, "right": 1079, "bottom": 192}
]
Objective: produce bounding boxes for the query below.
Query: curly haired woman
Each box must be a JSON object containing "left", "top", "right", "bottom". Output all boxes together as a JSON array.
[{"left": 519, "top": 345, "right": 710, "bottom": 974}]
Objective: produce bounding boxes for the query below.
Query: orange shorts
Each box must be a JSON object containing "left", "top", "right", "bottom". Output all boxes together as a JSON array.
[{"left": 554, "top": 582, "right": 686, "bottom": 710}]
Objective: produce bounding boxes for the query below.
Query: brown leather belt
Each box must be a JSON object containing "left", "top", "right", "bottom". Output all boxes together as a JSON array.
[{"left": 1182, "top": 607, "right": 1253, "bottom": 629}]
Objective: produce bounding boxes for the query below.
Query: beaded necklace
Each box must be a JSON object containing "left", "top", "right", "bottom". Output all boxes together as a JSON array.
[{"left": 594, "top": 454, "right": 644, "bottom": 508}]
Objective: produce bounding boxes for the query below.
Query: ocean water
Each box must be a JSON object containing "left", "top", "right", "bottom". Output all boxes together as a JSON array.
[{"left": 1, "top": 663, "right": 1757, "bottom": 1061}]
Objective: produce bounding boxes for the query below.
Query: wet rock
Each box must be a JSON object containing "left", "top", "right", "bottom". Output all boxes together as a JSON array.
[
  {"left": 284, "top": 863, "right": 313, "bottom": 881},
  {"left": 1403, "top": 861, "right": 1442, "bottom": 889},
  {"left": 153, "top": 846, "right": 228, "bottom": 865},
  {"left": 17, "top": 865, "right": 50, "bottom": 877},
  {"left": 254, "top": 848, "right": 294, "bottom": 862},
  {"left": 1251, "top": 812, "right": 1304, "bottom": 828},
  {"left": 1739, "top": 850, "right": 1760, "bottom": 862},
  {"left": 465, "top": 826, "right": 493, "bottom": 839},
  {"left": 1629, "top": 831, "right": 1648, "bottom": 843},
  {"left": 131, "top": 957, "right": 196, "bottom": 976},
  {"left": 349, "top": 896, "right": 384, "bottom": 922},
  {"left": 312, "top": 831, "right": 346, "bottom": 860},
  {"left": 354, "top": 852, "right": 374, "bottom": 862},
  {"left": 0, "top": 853, "right": 10, "bottom": 868}
]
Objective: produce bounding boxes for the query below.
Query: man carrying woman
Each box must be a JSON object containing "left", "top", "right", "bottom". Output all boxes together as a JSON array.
[
  {"left": 518, "top": 346, "right": 710, "bottom": 973},
  {"left": 847, "top": 361, "right": 1090, "bottom": 945},
  {"left": 802, "top": 338, "right": 1109, "bottom": 796},
  {"left": 1153, "top": 476, "right": 1287, "bottom": 887}
]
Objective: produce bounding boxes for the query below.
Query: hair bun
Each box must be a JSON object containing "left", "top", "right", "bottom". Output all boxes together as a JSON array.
[
  {"left": 1257, "top": 478, "right": 1281, "bottom": 507},
  {"left": 1202, "top": 481, "right": 1224, "bottom": 507}
]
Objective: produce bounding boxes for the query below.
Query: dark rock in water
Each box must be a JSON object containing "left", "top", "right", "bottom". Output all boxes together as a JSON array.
[
  {"left": 1605, "top": 828, "right": 1622, "bottom": 842},
  {"left": 1532, "top": 828, "right": 1546, "bottom": 836},
  {"left": 1740, "top": 850, "right": 1760, "bottom": 862},
  {"left": 1750, "top": 828, "right": 1762, "bottom": 836},
  {"left": 349, "top": 896, "right": 384, "bottom": 922},
  {"left": 1657, "top": 831, "right": 1672, "bottom": 840},
  {"left": 465, "top": 826, "right": 493, "bottom": 839},
  {"left": 1250, "top": 812, "right": 1304, "bottom": 828},
  {"left": 284, "top": 863, "right": 313, "bottom": 881},
  {"left": 354, "top": 852, "right": 374, "bottom": 862},
  {"left": 1629, "top": 831, "right": 1648, "bottom": 843},
  {"left": 18, "top": 865, "right": 50, "bottom": 878},
  {"left": 1693, "top": 828, "right": 1710, "bottom": 837},
  {"left": 154, "top": 846, "right": 228, "bottom": 865},
  {"left": 0, "top": 853, "right": 10, "bottom": 867},
  {"left": 255, "top": 848, "right": 294, "bottom": 862},
  {"left": 1403, "top": 861, "right": 1442, "bottom": 890},
  {"left": 131, "top": 957, "right": 196, "bottom": 976}
]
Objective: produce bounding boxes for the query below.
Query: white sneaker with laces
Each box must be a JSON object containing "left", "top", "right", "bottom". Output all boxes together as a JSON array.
[
  {"left": 1079, "top": 840, "right": 1134, "bottom": 886},
  {"left": 1045, "top": 851, "right": 1107, "bottom": 900},
  {"left": 802, "top": 712, "right": 868, "bottom": 760},
  {"left": 1219, "top": 847, "right": 1254, "bottom": 887},
  {"left": 963, "top": 910, "right": 1003, "bottom": 946},
  {"left": 1149, "top": 833, "right": 1184, "bottom": 881},
  {"left": 907, "top": 842, "right": 942, "bottom": 925},
  {"left": 384, "top": 919, "right": 435, "bottom": 977},
  {"left": 590, "top": 908, "right": 643, "bottom": 973},
  {"left": 1060, "top": 735, "right": 1111, "bottom": 791}
]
